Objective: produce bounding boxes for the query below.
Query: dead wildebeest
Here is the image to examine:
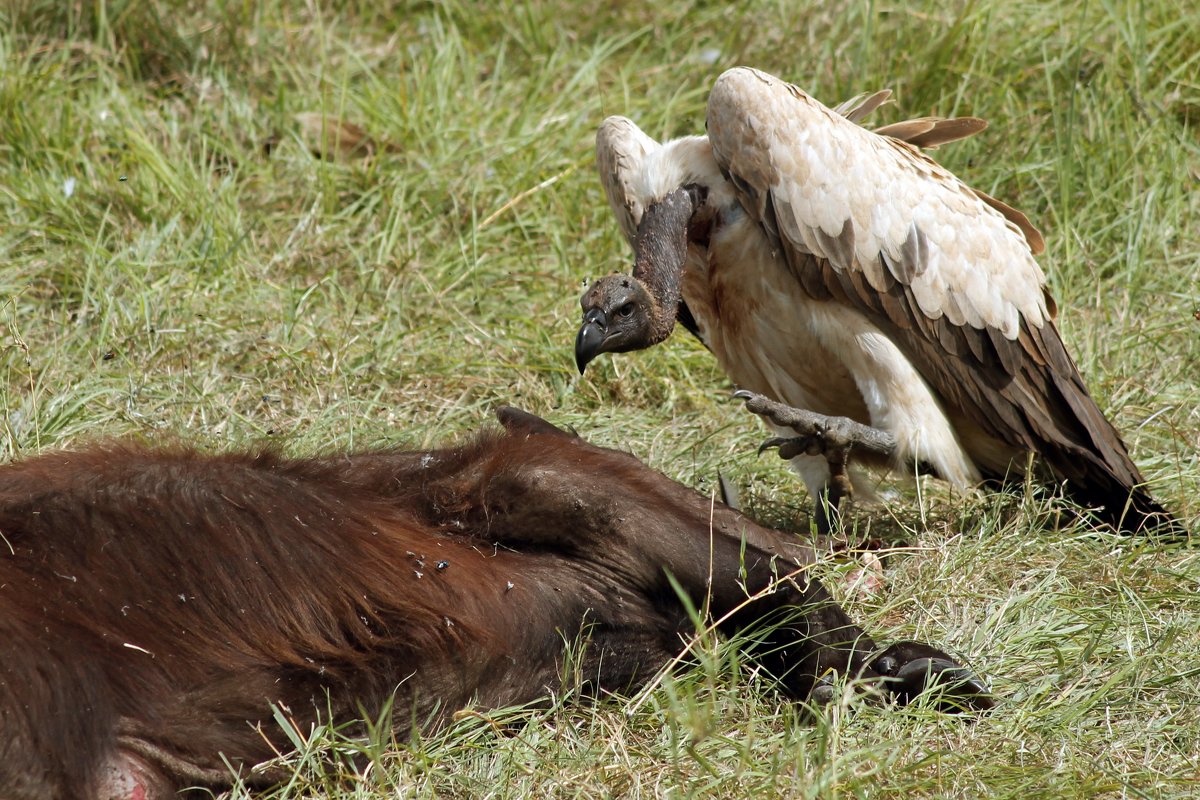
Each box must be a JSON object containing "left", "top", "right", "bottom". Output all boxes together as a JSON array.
[{"left": 0, "top": 407, "right": 991, "bottom": 800}]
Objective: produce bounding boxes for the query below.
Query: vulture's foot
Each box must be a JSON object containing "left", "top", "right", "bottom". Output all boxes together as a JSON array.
[
  {"left": 734, "top": 390, "right": 897, "bottom": 535},
  {"left": 869, "top": 641, "right": 995, "bottom": 712},
  {"left": 732, "top": 391, "right": 897, "bottom": 462}
]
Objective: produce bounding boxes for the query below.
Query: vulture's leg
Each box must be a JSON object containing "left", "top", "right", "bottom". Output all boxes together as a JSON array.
[
  {"left": 734, "top": 390, "right": 899, "bottom": 534},
  {"left": 734, "top": 391, "right": 898, "bottom": 463},
  {"left": 814, "top": 443, "right": 853, "bottom": 535}
]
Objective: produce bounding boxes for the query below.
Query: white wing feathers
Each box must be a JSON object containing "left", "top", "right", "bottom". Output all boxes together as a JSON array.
[
  {"left": 596, "top": 117, "right": 659, "bottom": 250},
  {"left": 706, "top": 67, "right": 1050, "bottom": 340}
]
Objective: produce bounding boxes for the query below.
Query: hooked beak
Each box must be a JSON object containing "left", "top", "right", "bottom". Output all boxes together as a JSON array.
[{"left": 574, "top": 309, "right": 608, "bottom": 374}]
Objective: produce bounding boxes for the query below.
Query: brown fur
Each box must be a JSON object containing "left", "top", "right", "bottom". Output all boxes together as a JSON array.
[{"left": 1, "top": 408, "right": 982, "bottom": 799}]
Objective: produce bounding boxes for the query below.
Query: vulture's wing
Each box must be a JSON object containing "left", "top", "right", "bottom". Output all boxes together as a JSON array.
[
  {"left": 597, "top": 90, "right": 987, "bottom": 254},
  {"left": 597, "top": 116, "right": 660, "bottom": 252},
  {"left": 705, "top": 67, "right": 1163, "bottom": 528},
  {"left": 832, "top": 89, "right": 894, "bottom": 123}
]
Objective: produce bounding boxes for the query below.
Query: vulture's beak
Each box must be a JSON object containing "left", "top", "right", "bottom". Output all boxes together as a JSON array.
[{"left": 575, "top": 309, "right": 608, "bottom": 374}]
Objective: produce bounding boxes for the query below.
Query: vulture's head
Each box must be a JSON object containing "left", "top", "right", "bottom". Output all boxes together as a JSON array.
[
  {"left": 575, "top": 275, "right": 661, "bottom": 373},
  {"left": 575, "top": 185, "right": 702, "bottom": 374}
]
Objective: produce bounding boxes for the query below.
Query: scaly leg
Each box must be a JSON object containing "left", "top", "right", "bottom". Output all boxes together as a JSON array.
[{"left": 734, "top": 390, "right": 900, "bottom": 534}]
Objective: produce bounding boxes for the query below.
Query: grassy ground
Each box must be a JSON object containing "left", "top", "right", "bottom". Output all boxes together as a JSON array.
[{"left": 2, "top": 0, "right": 1199, "bottom": 797}]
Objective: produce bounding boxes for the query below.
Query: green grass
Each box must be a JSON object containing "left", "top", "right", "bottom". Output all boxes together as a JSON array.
[{"left": 2, "top": 0, "right": 1199, "bottom": 797}]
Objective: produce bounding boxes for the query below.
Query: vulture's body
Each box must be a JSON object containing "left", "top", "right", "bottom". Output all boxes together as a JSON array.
[{"left": 578, "top": 67, "right": 1171, "bottom": 533}]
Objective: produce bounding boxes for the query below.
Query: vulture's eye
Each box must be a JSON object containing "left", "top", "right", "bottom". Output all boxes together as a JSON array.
[{"left": 617, "top": 303, "right": 635, "bottom": 318}]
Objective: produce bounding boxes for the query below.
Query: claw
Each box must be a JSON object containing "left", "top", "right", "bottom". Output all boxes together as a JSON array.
[
  {"left": 757, "top": 436, "right": 793, "bottom": 456},
  {"left": 733, "top": 389, "right": 897, "bottom": 465},
  {"left": 759, "top": 435, "right": 823, "bottom": 460}
]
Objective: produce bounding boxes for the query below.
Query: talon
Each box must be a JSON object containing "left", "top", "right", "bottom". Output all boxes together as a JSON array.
[
  {"left": 732, "top": 389, "right": 756, "bottom": 401},
  {"left": 779, "top": 437, "right": 823, "bottom": 460},
  {"left": 757, "top": 436, "right": 792, "bottom": 455}
]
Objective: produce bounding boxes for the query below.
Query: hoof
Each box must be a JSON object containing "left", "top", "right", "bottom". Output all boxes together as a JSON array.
[{"left": 872, "top": 641, "right": 995, "bottom": 712}]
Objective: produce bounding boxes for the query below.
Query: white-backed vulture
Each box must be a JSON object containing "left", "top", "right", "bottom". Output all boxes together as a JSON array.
[{"left": 575, "top": 66, "right": 1174, "bottom": 535}]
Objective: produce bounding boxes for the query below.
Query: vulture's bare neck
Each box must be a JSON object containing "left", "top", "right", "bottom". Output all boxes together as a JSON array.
[{"left": 632, "top": 186, "right": 702, "bottom": 344}]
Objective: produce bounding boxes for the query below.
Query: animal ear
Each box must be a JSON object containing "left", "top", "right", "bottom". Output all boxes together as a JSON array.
[{"left": 495, "top": 407, "right": 577, "bottom": 438}]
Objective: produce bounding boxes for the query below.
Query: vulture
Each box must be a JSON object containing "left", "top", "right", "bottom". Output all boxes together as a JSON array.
[{"left": 575, "top": 66, "right": 1175, "bottom": 535}]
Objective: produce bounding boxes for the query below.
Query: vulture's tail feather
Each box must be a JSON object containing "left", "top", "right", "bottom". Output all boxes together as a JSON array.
[
  {"left": 1061, "top": 470, "right": 1181, "bottom": 536},
  {"left": 1046, "top": 370, "right": 1181, "bottom": 536},
  {"left": 1010, "top": 321, "right": 1185, "bottom": 537}
]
